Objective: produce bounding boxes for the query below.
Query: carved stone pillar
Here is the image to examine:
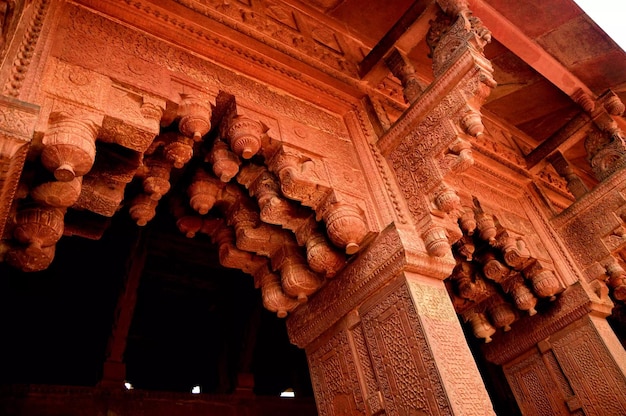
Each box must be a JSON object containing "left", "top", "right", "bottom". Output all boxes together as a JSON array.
[
  {"left": 482, "top": 283, "right": 626, "bottom": 415},
  {"left": 287, "top": 225, "right": 495, "bottom": 415}
]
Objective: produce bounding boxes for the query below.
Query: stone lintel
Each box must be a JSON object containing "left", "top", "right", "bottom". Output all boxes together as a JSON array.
[
  {"left": 482, "top": 281, "right": 609, "bottom": 365},
  {"left": 287, "top": 223, "right": 456, "bottom": 349}
]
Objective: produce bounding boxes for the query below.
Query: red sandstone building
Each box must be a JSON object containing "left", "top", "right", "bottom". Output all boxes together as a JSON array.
[{"left": 0, "top": 0, "right": 625, "bottom": 415}]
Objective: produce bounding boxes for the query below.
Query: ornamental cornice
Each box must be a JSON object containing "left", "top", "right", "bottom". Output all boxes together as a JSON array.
[
  {"left": 552, "top": 168, "right": 626, "bottom": 228},
  {"left": 74, "top": 0, "right": 405, "bottom": 112},
  {"left": 287, "top": 223, "right": 456, "bottom": 348}
]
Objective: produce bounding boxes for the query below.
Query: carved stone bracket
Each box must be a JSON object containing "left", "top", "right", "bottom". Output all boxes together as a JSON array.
[
  {"left": 41, "top": 111, "right": 102, "bottom": 182},
  {"left": 237, "top": 163, "right": 346, "bottom": 277},
  {"left": 0, "top": 96, "right": 39, "bottom": 239},
  {"left": 447, "top": 197, "right": 566, "bottom": 342},
  {"left": 265, "top": 146, "right": 370, "bottom": 254},
  {"left": 178, "top": 93, "right": 213, "bottom": 142},
  {"left": 583, "top": 90, "right": 626, "bottom": 182},
  {"left": 6, "top": 204, "right": 64, "bottom": 271}
]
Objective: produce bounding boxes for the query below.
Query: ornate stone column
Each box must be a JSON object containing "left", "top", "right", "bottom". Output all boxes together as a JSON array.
[
  {"left": 287, "top": 226, "right": 494, "bottom": 415},
  {"left": 482, "top": 283, "right": 626, "bottom": 415}
]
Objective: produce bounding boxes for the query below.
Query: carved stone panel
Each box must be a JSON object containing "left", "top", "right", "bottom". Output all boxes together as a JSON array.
[
  {"left": 307, "top": 327, "right": 364, "bottom": 416},
  {"left": 359, "top": 277, "right": 453, "bottom": 416},
  {"left": 550, "top": 315, "right": 626, "bottom": 415},
  {"left": 407, "top": 276, "right": 493, "bottom": 415},
  {"left": 503, "top": 349, "right": 570, "bottom": 416}
]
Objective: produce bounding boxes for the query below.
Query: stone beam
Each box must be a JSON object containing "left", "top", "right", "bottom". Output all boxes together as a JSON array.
[
  {"left": 525, "top": 111, "right": 590, "bottom": 171},
  {"left": 467, "top": 0, "right": 594, "bottom": 98},
  {"left": 358, "top": 0, "right": 438, "bottom": 84}
]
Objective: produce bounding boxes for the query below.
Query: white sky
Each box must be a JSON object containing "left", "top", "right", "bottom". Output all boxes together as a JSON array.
[{"left": 573, "top": 0, "right": 626, "bottom": 52}]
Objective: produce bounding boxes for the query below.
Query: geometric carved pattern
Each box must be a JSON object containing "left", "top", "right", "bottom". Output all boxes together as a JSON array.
[
  {"left": 409, "top": 278, "right": 493, "bottom": 414},
  {"left": 551, "top": 316, "right": 626, "bottom": 415},
  {"left": 307, "top": 329, "right": 363, "bottom": 416},
  {"left": 504, "top": 352, "right": 565, "bottom": 416},
  {"left": 360, "top": 280, "right": 452, "bottom": 415}
]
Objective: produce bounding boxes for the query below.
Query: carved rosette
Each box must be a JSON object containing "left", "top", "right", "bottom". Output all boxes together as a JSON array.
[
  {"left": 227, "top": 116, "right": 263, "bottom": 160},
  {"left": 209, "top": 139, "right": 240, "bottom": 182},
  {"left": 178, "top": 95, "right": 212, "bottom": 142},
  {"left": 41, "top": 113, "right": 100, "bottom": 181},
  {"left": 322, "top": 202, "right": 368, "bottom": 255},
  {"left": 31, "top": 176, "right": 82, "bottom": 208}
]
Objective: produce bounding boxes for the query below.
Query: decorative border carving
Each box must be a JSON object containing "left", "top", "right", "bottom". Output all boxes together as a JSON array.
[
  {"left": 482, "top": 282, "right": 596, "bottom": 365},
  {"left": 287, "top": 224, "right": 405, "bottom": 348},
  {"left": 3, "top": 0, "right": 51, "bottom": 98},
  {"left": 0, "top": 96, "right": 40, "bottom": 239}
]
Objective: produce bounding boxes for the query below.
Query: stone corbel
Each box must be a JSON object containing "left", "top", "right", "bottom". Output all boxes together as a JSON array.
[
  {"left": 209, "top": 139, "right": 240, "bottom": 182},
  {"left": 320, "top": 198, "right": 369, "bottom": 255},
  {"left": 0, "top": 96, "right": 39, "bottom": 239},
  {"left": 161, "top": 132, "right": 194, "bottom": 169},
  {"left": 171, "top": 205, "right": 302, "bottom": 317},
  {"left": 187, "top": 168, "right": 224, "bottom": 215},
  {"left": 583, "top": 90, "right": 626, "bottom": 182},
  {"left": 41, "top": 110, "right": 102, "bottom": 182},
  {"left": 237, "top": 164, "right": 346, "bottom": 277},
  {"left": 266, "top": 147, "right": 332, "bottom": 209},
  {"left": 603, "top": 258, "right": 626, "bottom": 302},
  {"left": 128, "top": 193, "right": 158, "bottom": 226},
  {"left": 73, "top": 144, "right": 141, "bottom": 217},
  {"left": 31, "top": 176, "right": 82, "bottom": 208},
  {"left": 465, "top": 310, "right": 496, "bottom": 343},
  {"left": 271, "top": 241, "right": 323, "bottom": 303},
  {"left": 384, "top": 48, "right": 424, "bottom": 104},
  {"left": 431, "top": 0, "right": 493, "bottom": 79},
  {"left": 99, "top": 89, "right": 165, "bottom": 153},
  {"left": 497, "top": 233, "right": 532, "bottom": 270},
  {"left": 487, "top": 297, "right": 517, "bottom": 332},
  {"left": 522, "top": 260, "right": 563, "bottom": 301},
  {"left": 5, "top": 204, "right": 64, "bottom": 272},
  {"left": 178, "top": 92, "right": 213, "bottom": 142},
  {"left": 501, "top": 273, "right": 538, "bottom": 316},
  {"left": 225, "top": 115, "right": 264, "bottom": 160},
  {"left": 141, "top": 155, "right": 172, "bottom": 201},
  {"left": 257, "top": 265, "right": 300, "bottom": 318}
]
